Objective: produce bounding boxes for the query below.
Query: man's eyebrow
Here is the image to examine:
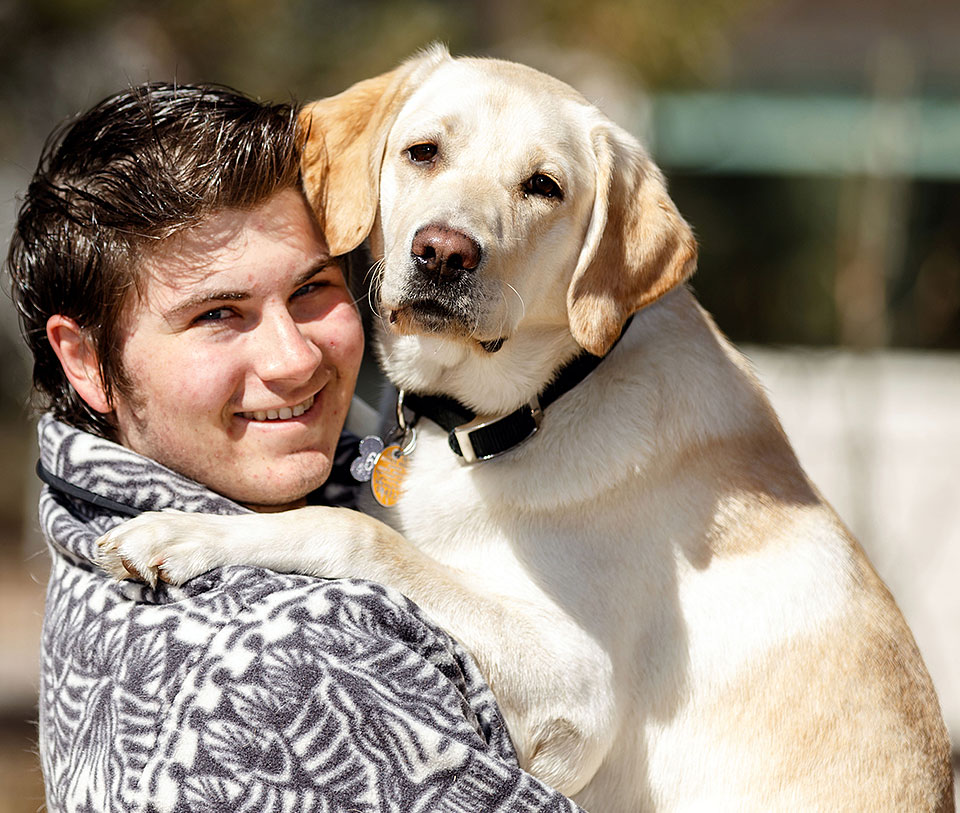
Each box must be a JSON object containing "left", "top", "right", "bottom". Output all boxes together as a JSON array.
[
  {"left": 293, "top": 257, "right": 336, "bottom": 287},
  {"left": 162, "top": 258, "right": 335, "bottom": 322},
  {"left": 163, "top": 289, "right": 250, "bottom": 321}
]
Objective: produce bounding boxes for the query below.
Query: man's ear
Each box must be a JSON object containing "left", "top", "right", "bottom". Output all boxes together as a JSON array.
[
  {"left": 46, "top": 315, "right": 112, "bottom": 414},
  {"left": 299, "top": 44, "right": 449, "bottom": 256},
  {"left": 567, "top": 123, "right": 698, "bottom": 356}
]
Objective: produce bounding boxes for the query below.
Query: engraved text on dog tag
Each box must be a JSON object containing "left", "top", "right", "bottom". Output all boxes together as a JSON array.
[{"left": 350, "top": 435, "right": 385, "bottom": 483}]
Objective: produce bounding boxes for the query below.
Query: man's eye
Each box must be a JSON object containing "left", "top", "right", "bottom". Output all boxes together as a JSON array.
[
  {"left": 292, "top": 281, "right": 329, "bottom": 299},
  {"left": 193, "top": 307, "right": 234, "bottom": 324}
]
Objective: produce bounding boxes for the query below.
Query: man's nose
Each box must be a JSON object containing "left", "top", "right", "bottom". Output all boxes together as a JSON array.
[{"left": 253, "top": 309, "right": 322, "bottom": 382}]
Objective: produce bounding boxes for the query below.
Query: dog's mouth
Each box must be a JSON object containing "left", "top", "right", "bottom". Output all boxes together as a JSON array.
[
  {"left": 386, "top": 300, "right": 507, "bottom": 353},
  {"left": 478, "top": 337, "right": 506, "bottom": 353},
  {"left": 388, "top": 300, "right": 463, "bottom": 334}
]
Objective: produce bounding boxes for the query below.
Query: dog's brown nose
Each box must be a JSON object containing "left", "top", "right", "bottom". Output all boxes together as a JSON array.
[{"left": 411, "top": 224, "right": 481, "bottom": 282}]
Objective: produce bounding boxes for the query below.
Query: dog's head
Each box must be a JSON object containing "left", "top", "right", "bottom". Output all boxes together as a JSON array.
[{"left": 301, "top": 46, "right": 697, "bottom": 379}]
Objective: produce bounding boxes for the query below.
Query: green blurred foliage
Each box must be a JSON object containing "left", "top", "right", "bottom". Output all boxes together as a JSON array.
[
  {"left": 0, "top": 0, "right": 764, "bottom": 132},
  {"left": 535, "top": 0, "right": 762, "bottom": 86}
]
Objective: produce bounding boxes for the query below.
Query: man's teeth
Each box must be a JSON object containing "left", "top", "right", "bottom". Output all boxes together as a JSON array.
[{"left": 243, "top": 394, "right": 315, "bottom": 422}]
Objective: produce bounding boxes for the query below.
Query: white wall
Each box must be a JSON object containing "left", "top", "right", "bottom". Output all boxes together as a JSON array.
[{"left": 747, "top": 347, "right": 960, "bottom": 755}]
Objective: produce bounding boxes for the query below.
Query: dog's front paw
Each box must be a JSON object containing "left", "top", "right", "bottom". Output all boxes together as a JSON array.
[{"left": 96, "top": 510, "right": 222, "bottom": 587}]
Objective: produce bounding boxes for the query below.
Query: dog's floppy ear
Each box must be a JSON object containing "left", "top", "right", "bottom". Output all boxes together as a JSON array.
[
  {"left": 567, "top": 124, "right": 698, "bottom": 356},
  {"left": 299, "top": 45, "right": 448, "bottom": 256}
]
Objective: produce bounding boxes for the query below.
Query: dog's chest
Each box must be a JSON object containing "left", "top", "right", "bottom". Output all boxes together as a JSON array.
[
  {"left": 366, "top": 443, "right": 662, "bottom": 634},
  {"left": 361, "top": 429, "right": 604, "bottom": 604},
  {"left": 375, "top": 453, "right": 528, "bottom": 578}
]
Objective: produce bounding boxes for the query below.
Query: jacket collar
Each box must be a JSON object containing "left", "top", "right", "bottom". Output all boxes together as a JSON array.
[{"left": 37, "top": 414, "right": 242, "bottom": 519}]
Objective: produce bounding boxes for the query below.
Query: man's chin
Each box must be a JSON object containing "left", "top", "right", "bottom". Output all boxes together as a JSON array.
[{"left": 226, "top": 458, "right": 333, "bottom": 513}]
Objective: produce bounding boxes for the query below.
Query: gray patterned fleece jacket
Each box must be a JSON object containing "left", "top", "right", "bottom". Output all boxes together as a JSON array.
[{"left": 35, "top": 414, "right": 583, "bottom": 812}]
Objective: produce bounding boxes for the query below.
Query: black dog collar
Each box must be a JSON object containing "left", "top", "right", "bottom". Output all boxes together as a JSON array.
[{"left": 402, "top": 317, "right": 633, "bottom": 463}]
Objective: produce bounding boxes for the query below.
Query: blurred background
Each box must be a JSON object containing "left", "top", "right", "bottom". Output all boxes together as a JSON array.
[{"left": 0, "top": 0, "right": 957, "bottom": 808}]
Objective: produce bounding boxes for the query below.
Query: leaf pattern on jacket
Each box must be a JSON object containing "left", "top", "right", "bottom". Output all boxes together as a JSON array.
[{"left": 35, "top": 415, "right": 583, "bottom": 813}]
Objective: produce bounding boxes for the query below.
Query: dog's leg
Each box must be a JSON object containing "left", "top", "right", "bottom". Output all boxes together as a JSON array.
[{"left": 97, "top": 507, "right": 616, "bottom": 796}]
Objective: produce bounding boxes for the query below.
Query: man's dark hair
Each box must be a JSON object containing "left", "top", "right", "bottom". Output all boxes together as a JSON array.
[{"left": 6, "top": 82, "right": 304, "bottom": 437}]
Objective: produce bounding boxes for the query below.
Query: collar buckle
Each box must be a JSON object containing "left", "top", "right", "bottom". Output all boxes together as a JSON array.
[{"left": 453, "top": 396, "right": 542, "bottom": 463}]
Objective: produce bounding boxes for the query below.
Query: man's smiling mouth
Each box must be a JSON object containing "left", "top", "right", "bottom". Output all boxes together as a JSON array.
[{"left": 238, "top": 393, "right": 316, "bottom": 422}]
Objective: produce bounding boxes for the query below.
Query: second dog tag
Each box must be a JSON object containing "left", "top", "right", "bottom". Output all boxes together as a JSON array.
[{"left": 350, "top": 435, "right": 385, "bottom": 483}]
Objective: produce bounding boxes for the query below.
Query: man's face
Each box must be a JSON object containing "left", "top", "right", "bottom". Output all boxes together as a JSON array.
[{"left": 111, "top": 188, "right": 364, "bottom": 510}]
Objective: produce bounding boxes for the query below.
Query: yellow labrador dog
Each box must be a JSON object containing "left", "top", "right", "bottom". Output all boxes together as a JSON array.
[{"left": 99, "top": 46, "right": 953, "bottom": 810}]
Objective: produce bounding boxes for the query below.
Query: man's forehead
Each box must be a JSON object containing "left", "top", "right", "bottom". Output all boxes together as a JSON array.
[
  {"left": 133, "top": 241, "right": 245, "bottom": 313},
  {"left": 133, "top": 191, "right": 329, "bottom": 306},
  {"left": 141, "top": 210, "right": 255, "bottom": 281}
]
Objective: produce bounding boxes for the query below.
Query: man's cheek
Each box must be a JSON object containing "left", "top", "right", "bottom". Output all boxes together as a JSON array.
[
  {"left": 170, "top": 349, "right": 239, "bottom": 404},
  {"left": 340, "top": 310, "right": 366, "bottom": 366},
  {"left": 321, "top": 308, "right": 365, "bottom": 373}
]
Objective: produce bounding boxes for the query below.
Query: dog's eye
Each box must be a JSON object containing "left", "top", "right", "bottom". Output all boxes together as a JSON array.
[
  {"left": 524, "top": 173, "right": 563, "bottom": 201},
  {"left": 406, "top": 143, "right": 438, "bottom": 164}
]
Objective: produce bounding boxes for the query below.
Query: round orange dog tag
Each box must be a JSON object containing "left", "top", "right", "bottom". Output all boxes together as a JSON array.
[{"left": 371, "top": 445, "right": 408, "bottom": 507}]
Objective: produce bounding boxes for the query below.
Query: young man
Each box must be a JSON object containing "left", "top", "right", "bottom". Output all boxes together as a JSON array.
[{"left": 7, "top": 83, "right": 582, "bottom": 812}]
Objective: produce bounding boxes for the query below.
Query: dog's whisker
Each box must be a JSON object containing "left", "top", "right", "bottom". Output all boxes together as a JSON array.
[
  {"left": 348, "top": 290, "right": 368, "bottom": 309},
  {"left": 469, "top": 303, "right": 484, "bottom": 343},
  {"left": 492, "top": 288, "right": 510, "bottom": 343},
  {"left": 365, "top": 259, "right": 387, "bottom": 324},
  {"left": 503, "top": 281, "right": 526, "bottom": 321}
]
